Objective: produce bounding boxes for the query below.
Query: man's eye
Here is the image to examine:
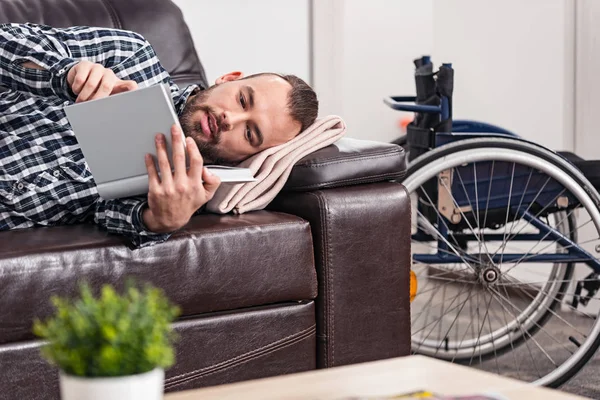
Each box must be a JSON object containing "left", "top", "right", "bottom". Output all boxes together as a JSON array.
[
  {"left": 245, "top": 126, "right": 252, "bottom": 142},
  {"left": 239, "top": 93, "right": 246, "bottom": 109}
]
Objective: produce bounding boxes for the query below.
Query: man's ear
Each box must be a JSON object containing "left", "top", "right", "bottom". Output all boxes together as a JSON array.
[{"left": 215, "top": 71, "right": 244, "bottom": 85}]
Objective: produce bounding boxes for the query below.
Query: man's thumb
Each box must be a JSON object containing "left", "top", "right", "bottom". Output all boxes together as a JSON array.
[
  {"left": 202, "top": 167, "right": 221, "bottom": 194},
  {"left": 112, "top": 80, "right": 138, "bottom": 94}
]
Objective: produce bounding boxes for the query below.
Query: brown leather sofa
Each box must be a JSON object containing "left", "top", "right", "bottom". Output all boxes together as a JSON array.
[{"left": 0, "top": 1, "right": 411, "bottom": 399}]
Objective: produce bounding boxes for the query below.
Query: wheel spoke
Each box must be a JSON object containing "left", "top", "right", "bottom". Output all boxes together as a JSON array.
[
  {"left": 491, "top": 186, "right": 566, "bottom": 259},
  {"left": 499, "top": 163, "right": 517, "bottom": 265},
  {"left": 468, "top": 286, "right": 490, "bottom": 367},
  {"left": 415, "top": 186, "right": 482, "bottom": 266},
  {"left": 503, "top": 218, "right": 599, "bottom": 274},
  {"left": 500, "top": 275, "right": 590, "bottom": 339},
  {"left": 483, "top": 288, "right": 501, "bottom": 375},
  {"left": 412, "top": 283, "right": 476, "bottom": 332},
  {"left": 492, "top": 286, "right": 522, "bottom": 380},
  {"left": 439, "top": 174, "right": 490, "bottom": 262},
  {"left": 501, "top": 167, "right": 535, "bottom": 256},
  {"left": 454, "top": 164, "right": 494, "bottom": 263},
  {"left": 482, "top": 160, "right": 495, "bottom": 237},
  {"left": 412, "top": 234, "right": 484, "bottom": 267},
  {"left": 488, "top": 286, "right": 559, "bottom": 366},
  {"left": 413, "top": 276, "right": 475, "bottom": 298},
  {"left": 502, "top": 210, "right": 576, "bottom": 276},
  {"left": 497, "top": 283, "right": 544, "bottom": 379},
  {"left": 416, "top": 208, "right": 479, "bottom": 269},
  {"left": 451, "top": 288, "right": 479, "bottom": 363}
]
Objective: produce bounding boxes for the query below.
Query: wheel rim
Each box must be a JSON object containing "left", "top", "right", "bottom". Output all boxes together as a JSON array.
[{"left": 405, "top": 147, "right": 600, "bottom": 387}]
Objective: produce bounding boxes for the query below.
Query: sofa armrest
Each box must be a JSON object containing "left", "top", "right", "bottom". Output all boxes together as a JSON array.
[
  {"left": 284, "top": 138, "right": 407, "bottom": 191},
  {"left": 268, "top": 182, "right": 411, "bottom": 368}
]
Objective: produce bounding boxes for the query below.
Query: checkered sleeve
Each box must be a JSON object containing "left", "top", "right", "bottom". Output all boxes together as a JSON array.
[
  {"left": 94, "top": 197, "right": 172, "bottom": 248},
  {"left": 0, "top": 23, "right": 151, "bottom": 101}
]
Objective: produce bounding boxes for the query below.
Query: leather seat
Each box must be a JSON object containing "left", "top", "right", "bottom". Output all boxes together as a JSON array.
[{"left": 0, "top": 211, "right": 317, "bottom": 344}]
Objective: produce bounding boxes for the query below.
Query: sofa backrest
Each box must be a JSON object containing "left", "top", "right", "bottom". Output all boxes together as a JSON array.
[{"left": 0, "top": 0, "right": 208, "bottom": 88}]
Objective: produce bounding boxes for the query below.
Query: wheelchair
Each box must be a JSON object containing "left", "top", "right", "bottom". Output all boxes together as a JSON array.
[{"left": 387, "top": 56, "right": 600, "bottom": 388}]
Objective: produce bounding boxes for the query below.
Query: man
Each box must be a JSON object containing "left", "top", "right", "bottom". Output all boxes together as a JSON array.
[{"left": 0, "top": 23, "right": 318, "bottom": 247}]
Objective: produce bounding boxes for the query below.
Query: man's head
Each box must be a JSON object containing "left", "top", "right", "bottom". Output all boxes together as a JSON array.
[{"left": 179, "top": 72, "right": 318, "bottom": 164}]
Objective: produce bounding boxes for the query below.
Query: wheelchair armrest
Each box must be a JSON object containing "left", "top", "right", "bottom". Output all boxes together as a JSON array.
[{"left": 283, "top": 138, "right": 407, "bottom": 191}]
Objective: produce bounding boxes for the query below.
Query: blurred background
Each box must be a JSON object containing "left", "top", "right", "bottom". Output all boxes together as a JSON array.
[{"left": 173, "top": 0, "right": 597, "bottom": 159}]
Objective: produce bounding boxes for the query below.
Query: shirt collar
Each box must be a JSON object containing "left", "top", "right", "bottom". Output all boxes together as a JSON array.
[{"left": 174, "top": 84, "right": 200, "bottom": 116}]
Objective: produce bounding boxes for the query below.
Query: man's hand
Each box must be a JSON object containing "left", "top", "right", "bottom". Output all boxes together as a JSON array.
[
  {"left": 142, "top": 124, "right": 221, "bottom": 233},
  {"left": 67, "top": 60, "right": 138, "bottom": 103}
]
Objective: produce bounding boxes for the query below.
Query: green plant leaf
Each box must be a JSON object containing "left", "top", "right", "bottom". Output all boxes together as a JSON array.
[{"left": 33, "top": 280, "right": 180, "bottom": 377}]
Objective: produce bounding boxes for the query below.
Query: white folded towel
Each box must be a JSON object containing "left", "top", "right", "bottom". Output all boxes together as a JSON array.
[{"left": 207, "top": 115, "right": 347, "bottom": 214}]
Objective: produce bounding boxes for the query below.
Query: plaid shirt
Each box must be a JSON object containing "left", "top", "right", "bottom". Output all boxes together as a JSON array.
[{"left": 0, "top": 23, "right": 198, "bottom": 248}]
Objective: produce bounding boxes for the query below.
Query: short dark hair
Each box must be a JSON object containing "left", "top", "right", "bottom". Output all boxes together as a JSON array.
[{"left": 244, "top": 73, "right": 318, "bottom": 134}]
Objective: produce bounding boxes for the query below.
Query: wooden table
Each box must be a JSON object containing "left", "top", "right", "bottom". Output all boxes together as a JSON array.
[{"left": 165, "top": 355, "right": 588, "bottom": 400}]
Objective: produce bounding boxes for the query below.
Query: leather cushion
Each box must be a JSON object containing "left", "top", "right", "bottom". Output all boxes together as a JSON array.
[
  {"left": 269, "top": 183, "right": 412, "bottom": 367},
  {"left": 166, "top": 302, "right": 316, "bottom": 392},
  {"left": 0, "top": 301, "right": 316, "bottom": 399},
  {"left": 284, "top": 138, "right": 407, "bottom": 191},
  {"left": 0, "top": 0, "right": 208, "bottom": 88},
  {"left": 0, "top": 211, "right": 318, "bottom": 344}
]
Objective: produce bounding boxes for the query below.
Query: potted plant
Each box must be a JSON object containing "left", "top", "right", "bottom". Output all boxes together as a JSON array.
[{"left": 33, "top": 282, "right": 180, "bottom": 400}]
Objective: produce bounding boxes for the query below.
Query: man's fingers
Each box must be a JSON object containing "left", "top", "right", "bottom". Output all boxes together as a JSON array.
[
  {"left": 155, "top": 133, "right": 173, "bottom": 186},
  {"left": 76, "top": 65, "right": 105, "bottom": 102},
  {"left": 145, "top": 154, "right": 160, "bottom": 190},
  {"left": 89, "top": 71, "right": 117, "bottom": 101},
  {"left": 70, "top": 62, "right": 93, "bottom": 94},
  {"left": 202, "top": 167, "right": 221, "bottom": 198},
  {"left": 66, "top": 64, "right": 77, "bottom": 88},
  {"left": 185, "top": 137, "right": 204, "bottom": 179},
  {"left": 171, "top": 124, "right": 187, "bottom": 180},
  {"left": 111, "top": 80, "right": 138, "bottom": 94}
]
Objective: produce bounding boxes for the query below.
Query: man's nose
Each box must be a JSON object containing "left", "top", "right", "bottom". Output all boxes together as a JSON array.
[{"left": 221, "top": 111, "right": 248, "bottom": 132}]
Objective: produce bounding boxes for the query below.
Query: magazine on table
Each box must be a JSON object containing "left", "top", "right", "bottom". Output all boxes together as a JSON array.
[{"left": 338, "top": 390, "right": 506, "bottom": 400}]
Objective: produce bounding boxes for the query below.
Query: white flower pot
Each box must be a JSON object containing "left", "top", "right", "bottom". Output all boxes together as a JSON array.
[{"left": 59, "top": 368, "right": 164, "bottom": 400}]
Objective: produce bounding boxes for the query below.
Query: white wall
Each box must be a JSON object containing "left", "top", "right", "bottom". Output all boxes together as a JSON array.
[
  {"left": 177, "top": 1, "right": 576, "bottom": 150},
  {"left": 313, "top": 0, "right": 574, "bottom": 148},
  {"left": 313, "top": 0, "right": 434, "bottom": 142},
  {"left": 432, "top": 0, "right": 575, "bottom": 151},
  {"left": 575, "top": 0, "right": 600, "bottom": 160},
  {"left": 172, "top": 0, "right": 311, "bottom": 85},
  {"left": 569, "top": 0, "right": 600, "bottom": 315}
]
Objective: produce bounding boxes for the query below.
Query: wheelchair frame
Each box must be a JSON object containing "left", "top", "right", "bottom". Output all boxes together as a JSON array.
[{"left": 385, "top": 89, "right": 600, "bottom": 274}]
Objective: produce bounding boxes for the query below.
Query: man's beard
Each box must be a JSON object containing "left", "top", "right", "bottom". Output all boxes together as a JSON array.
[{"left": 179, "top": 87, "right": 231, "bottom": 165}]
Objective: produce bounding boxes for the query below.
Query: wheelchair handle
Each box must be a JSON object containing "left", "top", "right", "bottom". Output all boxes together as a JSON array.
[
  {"left": 384, "top": 95, "right": 451, "bottom": 120},
  {"left": 383, "top": 96, "right": 442, "bottom": 114}
]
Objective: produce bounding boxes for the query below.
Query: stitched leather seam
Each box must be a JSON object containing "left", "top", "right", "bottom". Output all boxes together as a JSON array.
[
  {"left": 175, "top": 221, "right": 307, "bottom": 238},
  {"left": 400, "top": 185, "right": 412, "bottom": 329},
  {"left": 325, "top": 194, "right": 334, "bottom": 366},
  {"left": 166, "top": 330, "right": 314, "bottom": 389},
  {"left": 164, "top": 324, "right": 315, "bottom": 388},
  {"left": 294, "top": 151, "right": 404, "bottom": 168},
  {"left": 287, "top": 171, "right": 406, "bottom": 191},
  {"left": 101, "top": 0, "right": 122, "bottom": 29},
  {"left": 308, "top": 191, "right": 333, "bottom": 366},
  {"left": 166, "top": 325, "right": 314, "bottom": 381},
  {"left": 312, "top": 191, "right": 329, "bottom": 367}
]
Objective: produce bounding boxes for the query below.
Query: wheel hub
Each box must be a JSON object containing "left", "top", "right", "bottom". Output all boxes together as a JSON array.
[{"left": 480, "top": 265, "right": 501, "bottom": 285}]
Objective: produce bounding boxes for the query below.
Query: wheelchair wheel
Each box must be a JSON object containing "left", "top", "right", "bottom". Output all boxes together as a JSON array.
[{"left": 404, "top": 137, "right": 600, "bottom": 387}]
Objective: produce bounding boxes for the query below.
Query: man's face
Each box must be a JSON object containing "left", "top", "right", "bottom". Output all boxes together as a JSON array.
[{"left": 179, "top": 73, "right": 301, "bottom": 164}]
